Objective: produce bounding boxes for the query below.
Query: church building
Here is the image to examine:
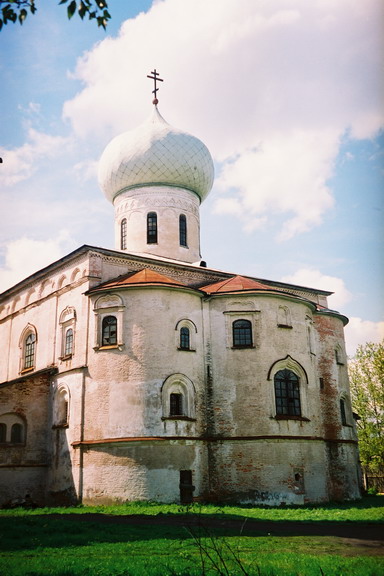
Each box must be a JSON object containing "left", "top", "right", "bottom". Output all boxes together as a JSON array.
[{"left": 0, "top": 74, "right": 361, "bottom": 506}]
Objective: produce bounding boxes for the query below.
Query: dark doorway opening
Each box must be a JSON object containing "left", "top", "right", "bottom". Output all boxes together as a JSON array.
[{"left": 179, "top": 470, "right": 194, "bottom": 504}]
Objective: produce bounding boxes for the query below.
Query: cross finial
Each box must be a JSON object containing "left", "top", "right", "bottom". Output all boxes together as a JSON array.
[{"left": 147, "top": 69, "right": 163, "bottom": 105}]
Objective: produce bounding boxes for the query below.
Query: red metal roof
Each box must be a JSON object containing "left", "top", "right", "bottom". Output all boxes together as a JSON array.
[
  {"left": 91, "top": 268, "right": 187, "bottom": 291},
  {"left": 201, "top": 275, "right": 271, "bottom": 294}
]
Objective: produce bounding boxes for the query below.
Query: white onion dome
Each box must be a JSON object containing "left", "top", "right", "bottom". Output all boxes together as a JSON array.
[{"left": 98, "top": 106, "right": 214, "bottom": 204}]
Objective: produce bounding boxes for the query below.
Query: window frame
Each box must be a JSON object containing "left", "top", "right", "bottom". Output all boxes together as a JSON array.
[
  {"left": 232, "top": 319, "right": 253, "bottom": 348},
  {"left": 121, "top": 218, "right": 127, "bottom": 250},
  {"left": 59, "top": 306, "right": 76, "bottom": 360},
  {"left": 161, "top": 374, "right": 196, "bottom": 421},
  {"left": 93, "top": 295, "right": 125, "bottom": 351},
  {"left": 102, "top": 315, "right": 118, "bottom": 347},
  {"left": 24, "top": 333, "right": 36, "bottom": 369},
  {"left": 0, "top": 414, "right": 26, "bottom": 445},
  {"left": 274, "top": 369, "right": 301, "bottom": 417},
  {"left": 179, "top": 214, "right": 187, "bottom": 247},
  {"left": 175, "top": 319, "right": 197, "bottom": 352},
  {"left": 179, "top": 326, "right": 190, "bottom": 350},
  {"left": 147, "top": 212, "right": 158, "bottom": 244},
  {"left": 19, "top": 324, "right": 37, "bottom": 373},
  {"left": 64, "top": 328, "right": 74, "bottom": 357},
  {"left": 268, "top": 355, "right": 309, "bottom": 421}
]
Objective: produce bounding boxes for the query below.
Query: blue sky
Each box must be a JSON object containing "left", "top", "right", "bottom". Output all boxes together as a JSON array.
[{"left": 0, "top": 0, "right": 383, "bottom": 356}]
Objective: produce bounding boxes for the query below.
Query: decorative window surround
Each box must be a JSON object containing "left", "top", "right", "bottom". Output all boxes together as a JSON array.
[
  {"left": 161, "top": 373, "right": 196, "bottom": 420},
  {"left": 175, "top": 318, "right": 197, "bottom": 351},
  {"left": 19, "top": 324, "right": 37, "bottom": 374},
  {"left": 93, "top": 294, "right": 125, "bottom": 350}
]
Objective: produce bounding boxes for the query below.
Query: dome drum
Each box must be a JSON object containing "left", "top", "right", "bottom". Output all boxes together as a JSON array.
[{"left": 114, "top": 186, "right": 202, "bottom": 263}]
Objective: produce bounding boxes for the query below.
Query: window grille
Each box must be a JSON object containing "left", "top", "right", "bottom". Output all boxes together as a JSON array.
[
  {"left": 232, "top": 319, "right": 253, "bottom": 347},
  {"left": 274, "top": 369, "right": 301, "bottom": 416},
  {"left": 24, "top": 333, "right": 36, "bottom": 369},
  {"left": 180, "top": 327, "right": 190, "bottom": 349},
  {"left": 121, "top": 218, "right": 127, "bottom": 250},
  {"left": 102, "top": 316, "right": 117, "bottom": 346},
  {"left": 147, "top": 212, "right": 158, "bottom": 244},
  {"left": 179, "top": 214, "right": 187, "bottom": 247},
  {"left": 65, "top": 328, "right": 73, "bottom": 356}
]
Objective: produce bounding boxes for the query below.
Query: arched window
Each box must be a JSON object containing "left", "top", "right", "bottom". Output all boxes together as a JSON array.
[
  {"left": 0, "top": 423, "right": 6, "bottom": 443},
  {"left": 161, "top": 374, "right": 196, "bottom": 421},
  {"left": 24, "top": 333, "right": 36, "bottom": 369},
  {"left": 147, "top": 212, "right": 157, "bottom": 244},
  {"left": 180, "top": 327, "right": 190, "bottom": 350},
  {"left": 11, "top": 423, "right": 23, "bottom": 444},
  {"left": 121, "top": 218, "right": 127, "bottom": 250},
  {"left": 59, "top": 306, "right": 76, "bottom": 360},
  {"left": 232, "top": 319, "right": 253, "bottom": 348},
  {"left": 102, "top": 315, "right": 117, "bottom": 346},
  {"left": 274, "top": 369, "right": 301, "bottom": 416},
  {"left": 179, "top": 214, "right": 187, "bottom": 247},
  {"left": 170, "top": 393, "right": 183, "bottom": 416},
  {"left": 55, "top": 386, "right": 70, "bottom": 427},
  {"left": 64, "top": 328, "right": 73, "bottom": 357}
]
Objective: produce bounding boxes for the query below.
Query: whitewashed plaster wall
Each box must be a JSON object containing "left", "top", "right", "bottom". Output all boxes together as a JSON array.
[{"left": 84, "top": 287, "right": 205, "bottom": 440}]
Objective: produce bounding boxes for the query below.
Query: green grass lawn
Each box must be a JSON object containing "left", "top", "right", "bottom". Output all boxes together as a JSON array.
[{"left": 0, "top": 496, "right": 383, "bottom": 576}]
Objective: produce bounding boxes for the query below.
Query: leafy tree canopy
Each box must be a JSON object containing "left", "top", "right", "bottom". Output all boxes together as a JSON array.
[
  {"left": 0, "top": 0, "right": 110, "bottom": 31},
  {"left": 349, "top": 340, "right": 384, "bottom": 474}
]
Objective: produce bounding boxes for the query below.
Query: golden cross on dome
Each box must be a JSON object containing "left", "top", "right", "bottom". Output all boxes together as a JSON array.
[{"left": 147, "top": 69, "right": 163, "bottom": 105}]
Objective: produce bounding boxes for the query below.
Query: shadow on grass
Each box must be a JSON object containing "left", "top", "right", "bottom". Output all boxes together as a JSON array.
[{"left": 0, "top": 501, "right": 383, "bottom": 554}]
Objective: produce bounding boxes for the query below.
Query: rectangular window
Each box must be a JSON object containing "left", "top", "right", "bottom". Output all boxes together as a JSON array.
[
  {"left": 102, "top": 315, "right": 117, "bottom": 346},
  {"left": 179, "top": 214, "right": 187, "bottom": 247},
  {"left": 147, "top": 212, "right": 158, "bottom": 244},
  {"left": 121, "top": 218, "right": 127, "bottom": 250}
]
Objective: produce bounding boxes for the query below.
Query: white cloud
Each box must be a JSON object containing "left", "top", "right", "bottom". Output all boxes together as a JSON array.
[
  {"left": 0, "top": 129, "right": 70, "bottom": 187},
  {"left": 61, "top": 0, "right": 383, "bottom": 239},
  {"left": 0, "top": 233, "right": 78, "bottom": 293},
  {"left": 214, "top": 130, "right": 337, "bottom": 240},
  {"left": 345, "top": 318, "right": 384, "bottom": 358},
  {"left": 280, "top": 268, "right": 353, "bottom": 310},
  {"left": 280, "top": 268, "right": 384, "bottom": 357}
]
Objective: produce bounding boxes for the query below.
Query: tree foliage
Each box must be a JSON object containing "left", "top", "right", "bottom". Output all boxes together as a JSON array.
[
  {"left": 0, "top": 0, "right": 111, "bottom": 31},
  {"left": 349, "top": 341, "right": 384, "bottom": 474}
]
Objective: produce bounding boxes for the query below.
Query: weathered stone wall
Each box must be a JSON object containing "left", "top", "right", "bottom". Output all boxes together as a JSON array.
[
  {"left": 0, "top": 372, "right": 52, "bottom": 506},
  {"left": 79, "top": 441, "right": 206, "bottom": 504},
  {"left": 85, "top": 287, "right": 206, "bottom": 440}
]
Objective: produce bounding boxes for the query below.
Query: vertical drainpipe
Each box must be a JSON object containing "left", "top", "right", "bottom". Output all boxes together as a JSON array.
[
  {"left": 6, "top": 311, "right": 13, "bottom": 382},
  {"left": 52, "top": 293, "right": 59, "bottom": 365},
  {"left": 78, "top": 292, "right": 90, "bottom": 504},
  {"left": 201, "top": 294, "right": 214, "bottom": 499}
]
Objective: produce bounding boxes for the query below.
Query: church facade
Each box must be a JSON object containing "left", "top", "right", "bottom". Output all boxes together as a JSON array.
[{"left": 0, "top": 95, "right": 361, "bottom": 507}]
